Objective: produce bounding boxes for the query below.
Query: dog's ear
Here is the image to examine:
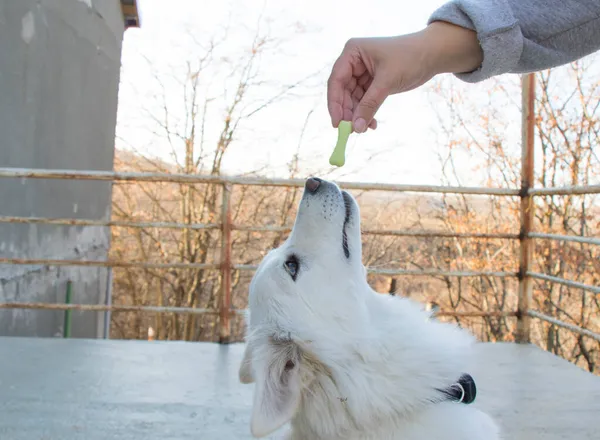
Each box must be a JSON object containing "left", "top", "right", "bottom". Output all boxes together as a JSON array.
[
  {"left": 250, "top": 339, "right": 302, "bottom": 438},
  {"left": 239, "top": 310, "right": 255, "bottom": 384},
  {"left": 239, "top": 342, "right": 254, "bottom": 384}
]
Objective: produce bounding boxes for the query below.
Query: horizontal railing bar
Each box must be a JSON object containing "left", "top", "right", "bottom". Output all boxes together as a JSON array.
[
  {"left": 529, "top": 185, "right": 600, "bottom": 196},
  {"left": 529, "top": 232, "right": 600, "bottom": 246},
  {"left": 0, "top": 258, "right": 517, "bottom": 277},
  {"left": 435, "top": 310, "right": 517, "bottom": 318},
  {"left": 238, "top": 226, "right": 518, "bottom": 239},
  {"left": 233, "top": 225, "right": 290, "bottom": 233},
  {"left": 0, "top": 303, "right": 221, "bottom": 315},
  {"left": 6, "top": 167, "right": 599, "bottom": 196},
  {"left": 0, "top": 258, "right": 219, "bottom": 270},
  {"left": 528, "top": 272, "right": 600, "bottom": 294},
  {"left": 0, "top": 302, "right": 514, "bottom": 319},
  {"left": 233, "top": 264, "right": 516, "bottom": 277},
  {"left": 0, "top": 216, "right": 220, "bottom": 230},
  {"left": 361, "top": 229, "right": 518, "bottom": 239},
  {"left": 0, "top": 167, "right": 519, "bottom": 196},
  {"left": 528, "top": 310, "right": 600, "bottom": 342},
  {"left": 0, "top": 216, "right": 519, "bottom": 240},
  {"left": 367, "top": 268, "right": 517, "bottom": 277}
]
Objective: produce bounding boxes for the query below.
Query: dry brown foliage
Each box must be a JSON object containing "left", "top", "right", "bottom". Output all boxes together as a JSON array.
[{"left": 111, "top": 27, "right": 600, "bottom": 374}]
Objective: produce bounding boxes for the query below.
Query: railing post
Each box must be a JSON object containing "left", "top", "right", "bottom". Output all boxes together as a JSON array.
[
  {"left": 517, "top": 73, "right": 536, "bottom": 343},
  {"left": 63, "top": 280, "right": 73, "bottom": 338},
  {"left": 219, "top": 184, "right": 233, "bottom": 344}
]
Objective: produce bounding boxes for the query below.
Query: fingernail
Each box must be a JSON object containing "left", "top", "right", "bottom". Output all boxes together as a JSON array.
[{"left": 354, "top": 118, "right": 366, "bottom": 133}]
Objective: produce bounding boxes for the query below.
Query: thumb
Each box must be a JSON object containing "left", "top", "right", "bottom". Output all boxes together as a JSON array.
[{"left": 353, "top": 79, "right": 388, "bottom": 133}]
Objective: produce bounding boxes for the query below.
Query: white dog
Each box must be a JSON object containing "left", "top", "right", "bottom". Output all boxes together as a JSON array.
[{"left": 239, "top": 177, "right": 500, "bottom": 440}]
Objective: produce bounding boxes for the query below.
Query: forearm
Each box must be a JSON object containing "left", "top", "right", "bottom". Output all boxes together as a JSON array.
[
  {"left": 427, "top": 0, "right": 600, "bottom": 82},
  {"left": 419, "top": 21, "right": 483, "bottom": 76}
]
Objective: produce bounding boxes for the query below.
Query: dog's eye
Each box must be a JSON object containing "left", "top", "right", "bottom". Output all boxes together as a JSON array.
[{"left": 284, "top": 256, "right": 299, "bottom": 280}]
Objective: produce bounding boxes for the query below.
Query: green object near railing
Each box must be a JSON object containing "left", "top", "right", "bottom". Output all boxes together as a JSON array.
[{"left": 63, "top": 281, "right": 72, "bottom": 338}]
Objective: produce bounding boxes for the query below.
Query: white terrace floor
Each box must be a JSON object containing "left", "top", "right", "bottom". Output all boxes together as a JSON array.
[{"left": 0, "top": 337, "right": 598, "bottom": 439}]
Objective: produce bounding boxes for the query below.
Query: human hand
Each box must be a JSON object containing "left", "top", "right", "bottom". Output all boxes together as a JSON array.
[{"left": 327, "top": 22, "right": 483, "bottom": 133}]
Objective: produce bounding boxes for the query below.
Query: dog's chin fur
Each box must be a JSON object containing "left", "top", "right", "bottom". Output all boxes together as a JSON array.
[{"left": 239, "top": 179, "right": 501, "bottom": 440}]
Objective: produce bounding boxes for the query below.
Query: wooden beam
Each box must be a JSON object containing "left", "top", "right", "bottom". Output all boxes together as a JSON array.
[{"left": 120, "top": 1, "right": 140, "bottom": 28}]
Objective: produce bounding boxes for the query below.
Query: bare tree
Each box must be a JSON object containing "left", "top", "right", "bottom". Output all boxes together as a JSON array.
[
  {"left": 111, "top": 17, "right": 324, "bottom": 341},
  {"left": 425, "top": 57, "right": 600, "bottom": 371}
]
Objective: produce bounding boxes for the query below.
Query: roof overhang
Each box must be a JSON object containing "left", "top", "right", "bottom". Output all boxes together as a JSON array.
[{"left": 120, "top": 0, "right": 140, "bottom": 29}]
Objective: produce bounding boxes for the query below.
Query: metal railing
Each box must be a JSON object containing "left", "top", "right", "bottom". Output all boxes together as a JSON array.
[
  {"left": 0, "top": 73, "right": 598, "bottom": 344},
  {"left": 0, "top": 174, "right": 520, "bottom": 342}
]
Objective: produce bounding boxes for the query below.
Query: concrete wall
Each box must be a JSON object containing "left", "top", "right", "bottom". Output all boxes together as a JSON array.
[{"left": 0, "top": 0, "right": 125, "bottom": 338}]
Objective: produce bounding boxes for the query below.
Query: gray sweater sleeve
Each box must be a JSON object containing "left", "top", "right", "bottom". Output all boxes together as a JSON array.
[{"left": 428, "top": 0, "right": 600, "bottom": 82}]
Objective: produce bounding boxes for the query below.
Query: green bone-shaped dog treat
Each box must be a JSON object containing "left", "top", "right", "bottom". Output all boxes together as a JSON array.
[{"left": 329, "top": 120, "right": 352, "bottom": 167}]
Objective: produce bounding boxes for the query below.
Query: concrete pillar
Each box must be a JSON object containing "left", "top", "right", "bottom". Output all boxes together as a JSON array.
[{"left": 0, "top": 0, "right": 127, "bottom": 338}]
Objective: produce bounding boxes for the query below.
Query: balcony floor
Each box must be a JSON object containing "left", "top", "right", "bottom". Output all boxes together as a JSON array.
[{"left": 0, "top": 337, "right": 598, "bottom": 439}]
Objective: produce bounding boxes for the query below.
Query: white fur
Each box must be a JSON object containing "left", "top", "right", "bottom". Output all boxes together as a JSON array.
[{"left": 239, "top": 178, "right": 501, "bottom": 440}]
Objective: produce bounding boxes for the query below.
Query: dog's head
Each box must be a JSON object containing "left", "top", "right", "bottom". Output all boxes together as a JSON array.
[{"left": 239, "top": 177, "right": 369, "bottom": 437}]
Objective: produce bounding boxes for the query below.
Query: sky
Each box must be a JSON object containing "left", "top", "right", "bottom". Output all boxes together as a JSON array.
[{"left": 115, "top": 0, "right": 524, "bottom": 186}]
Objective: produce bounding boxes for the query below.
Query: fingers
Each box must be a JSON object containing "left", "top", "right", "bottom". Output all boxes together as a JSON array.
[
  {"left": 327, "top": 40, "right": 368, "bottom": 128},
  {"left": 328, "top": 40, "right": 384, "bottom": 132},
  {"left": 350, "top": 88, "right": 377, "bottom": 131},
  {"left": 352, "top": 78, "right": 388, "bottom": 133},
  {"left": 327, "top": 53, "right": 354, "bottom": 128}
]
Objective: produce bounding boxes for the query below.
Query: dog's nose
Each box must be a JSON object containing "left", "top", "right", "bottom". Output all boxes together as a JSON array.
[{"left": 305, "top": 177, "right": 321, "bottom": 193}]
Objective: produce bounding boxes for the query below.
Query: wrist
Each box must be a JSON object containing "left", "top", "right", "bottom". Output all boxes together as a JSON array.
[{"left": 420, "top": 21, "right": 483, "bottom": 76}]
